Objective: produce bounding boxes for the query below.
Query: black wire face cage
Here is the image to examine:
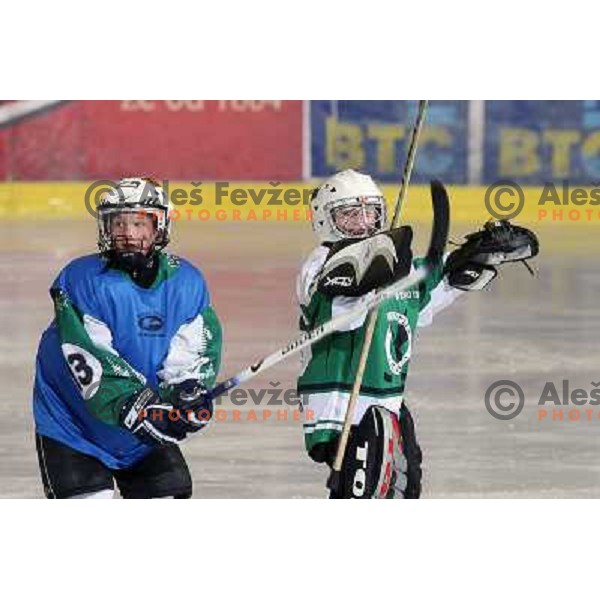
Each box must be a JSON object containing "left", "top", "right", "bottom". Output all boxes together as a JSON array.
[
  {"left": 97, "top": 205, "right": 170, "bottom": 254},
  {"left": 326, "top": 196, "right": 387, "bottom": 239}
]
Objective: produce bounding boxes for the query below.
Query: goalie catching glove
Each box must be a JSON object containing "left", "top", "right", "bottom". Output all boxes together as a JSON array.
[
  {"left": 119, "top": 380, "right": 213, "bottom": 446},
  {"left": 317, "top": 226, "right": 413, "bottom": 297},
  {"left": 444, "top": 220, "right": 539, "bottom": 291}
]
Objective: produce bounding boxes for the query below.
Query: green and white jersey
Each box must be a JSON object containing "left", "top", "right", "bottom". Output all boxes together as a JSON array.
[{"left": 296, "top": 245, "right": 463, "bottom": 453}]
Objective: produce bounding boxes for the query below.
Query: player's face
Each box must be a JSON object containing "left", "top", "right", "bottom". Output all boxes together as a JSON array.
[
  {"left": 110, "top": 212, "right": 157, "bottom": 254},
  {"left": 333, "top": 203, "right": 380, "bottom": 237}
]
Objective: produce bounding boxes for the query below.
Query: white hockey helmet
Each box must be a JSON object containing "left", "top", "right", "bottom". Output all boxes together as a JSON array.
[
  {"left": 310, "top": 169, "right": 387, "bottom": 243},
  {"left": 97, "top": 177, "right": 171, "bottom": 253}
]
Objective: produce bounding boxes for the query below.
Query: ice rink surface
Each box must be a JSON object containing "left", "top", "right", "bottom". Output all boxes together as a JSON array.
[{"left": 1, "top": 218, "right": 598, "bottom": 498}]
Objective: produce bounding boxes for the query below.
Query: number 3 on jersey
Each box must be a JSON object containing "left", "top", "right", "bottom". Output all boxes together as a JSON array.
[{"left": 61, "top": 343, "right": 103, "bottom": 400}]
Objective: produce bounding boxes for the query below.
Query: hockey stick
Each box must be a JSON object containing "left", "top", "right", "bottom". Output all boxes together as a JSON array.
[
  {"left": 208, "top": 182, "right": 447, "bottom": 401},
  {"left": 392, "top": 101, "right": 429, "bottom": 227},
  {"left": 327, "top": 100, "right": 429, "bottom": 493}
]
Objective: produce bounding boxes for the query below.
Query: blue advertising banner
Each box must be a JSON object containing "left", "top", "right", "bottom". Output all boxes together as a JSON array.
[
  {"left": 484, "top": 101, "right": 600, "bottom": 184},
  {"left": 310, "top": 100, "right": 469, "bottom": 183}
]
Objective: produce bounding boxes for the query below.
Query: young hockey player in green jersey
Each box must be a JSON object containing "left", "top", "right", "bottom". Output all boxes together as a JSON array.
[{"left": 296, "top": 169, "right": 539, "bottom": 498}]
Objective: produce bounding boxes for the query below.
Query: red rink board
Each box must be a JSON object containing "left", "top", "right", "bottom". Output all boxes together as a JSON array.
[{"left": 0, "top": 100, "right": 302, "bottom": 181}]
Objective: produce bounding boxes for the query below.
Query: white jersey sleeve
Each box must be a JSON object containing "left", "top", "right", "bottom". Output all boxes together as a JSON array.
[{"left": 417, "top": 253, "right": 465, "bottom": 328}]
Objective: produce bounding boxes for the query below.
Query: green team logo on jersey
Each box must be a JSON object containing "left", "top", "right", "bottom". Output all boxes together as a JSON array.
[{"left": 384, "top": 311, "right": 412, "bottom": 375}]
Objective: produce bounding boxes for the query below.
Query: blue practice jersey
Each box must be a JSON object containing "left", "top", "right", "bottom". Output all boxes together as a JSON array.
[{"left": 33, "top": 252, "right": 222, "bottom": 469}]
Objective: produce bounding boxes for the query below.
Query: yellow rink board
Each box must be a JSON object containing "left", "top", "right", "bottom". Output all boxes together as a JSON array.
[{"left": 0, "top": 181, "right": 598, "bottom": 226}]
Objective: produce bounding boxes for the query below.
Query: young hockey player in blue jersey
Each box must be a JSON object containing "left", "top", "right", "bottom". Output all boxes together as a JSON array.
[
  {"left": 297, "top": 170, "right": 539, "bottom": 498},
  {"left": 33, "top": 177, "right": 222, "bottom": 499}
]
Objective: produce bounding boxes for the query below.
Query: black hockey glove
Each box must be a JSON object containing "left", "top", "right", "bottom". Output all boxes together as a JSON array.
[
  {"left": 317, "top": 226, "right": 413, "bottom": 297},
  {"left": 119, "top": 380, "right": 213, "bottom": 446},
  {"left": 444, "top": 220, "right": 539, "bottom": 291}
]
